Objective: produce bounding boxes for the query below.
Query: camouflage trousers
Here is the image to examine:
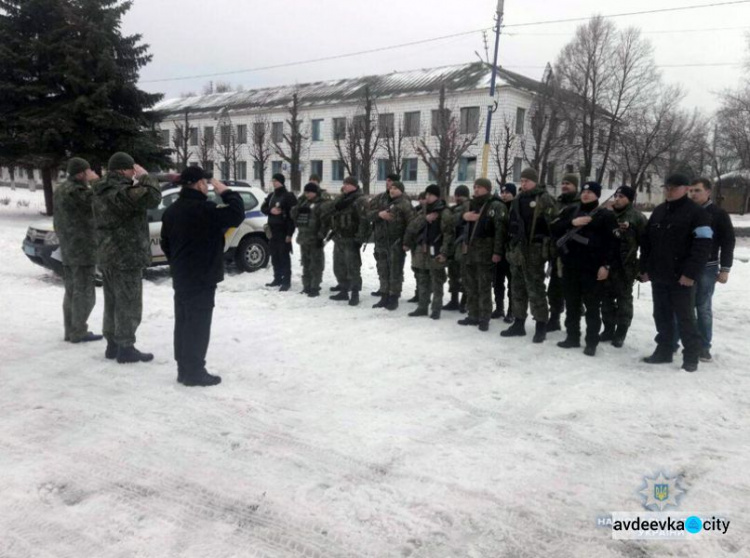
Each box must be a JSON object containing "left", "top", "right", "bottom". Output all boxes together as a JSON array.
[
  {"left": 332, "top": 240, "right": 347, "bottom": 286},
  {"left": 415, "top": 265, "right": 447, "bottom": 313},
  {"left": 337, "top": 238, "right": 363, "bottom": 291},
  {"left": 463, "top": 260, "right": 494, "bottom": 321},
  {"left": 101, "top": 267, "right": 143, "bottom": 348},
  {"left": 446, "top": 249, "right": 465, "bottom": 294},
  {"left": 300, "top": 242, "right": 325, "bottom": 293},
  {"left": 601, "top": 268, "right": 636, "bottom": 331},
  {"left": 374, "top": 242, "right": 406, "bottom": 296},
  {"left": 507, "top": 243, "right": 550, "bottom": 323},
  {"left": 63, "top": 265, "right": 96, "bottom": 342}
]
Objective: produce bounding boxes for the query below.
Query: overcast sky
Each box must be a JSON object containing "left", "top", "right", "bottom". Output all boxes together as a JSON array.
[{"left": 124, "top": 0, "right": 750, "bottom": 112}]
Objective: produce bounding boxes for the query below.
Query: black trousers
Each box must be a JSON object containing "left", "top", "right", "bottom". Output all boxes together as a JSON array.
[
  {"left": 270, "top": 238, "right": 292, "bottom": 285},
  {"left": 562, "top": 267, "right": 604, "bottom": 347},
  {"left": 174, "top": 288, "right": 215, "bottom": 377},
  {"left": 652, "top": 281, "right": 701, "bottom": 364},
  {"left": 493, "top": 258, "right": 512, "bottom": 311}
]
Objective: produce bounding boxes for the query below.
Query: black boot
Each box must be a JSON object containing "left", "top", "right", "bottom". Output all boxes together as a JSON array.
[
  {"left": 459, "top": 293, "right": 467, "bottom": 314},
  {"left": 682, "top": 360, "right": 698, "bottom": 373},
  {"left": 611, "top": 325, "right": 628, "bottom": 348},
  {"left": 478, "top": 319, "right": 490, "bottom": 332},
  {"left": 409, "top": 308, "right": 429, "bottom": 317},
  {"left": 430, "top": 309, "right": 441, "bottom": 320},
  {"left": 491, "top": 305, "right": 504, "bottom": 320},
  {"left": 299, "top": 287, "right": 309, "bottom": 294},
  {"left": 500, "top": 318, "right": 526, "bottom": 337},
  {"left": 307, "top": 289, "right": 320, "bottom": 298},
  {"left": 532, "top": 321, "right": 547, "bottom": 343},
  {"left": 583, "top": 345, "right": 597, "bottom": 357},
  {"left": 442, "top": 291, "right": 460, "bottom": 311},
  {"left": 457, "top": 316, "right": 479, "bottom": 326},
  {"left": 643, "top": 348, "right": 673, "bottom": 364},
  {"left": 372, "top": 296, "right": 387, "bottom": 309},
  {"left": 105, "top": 342, "right": 118, "bottom": 360},
  {"left": 330, "top": 290, "right": 349, "bottom": 301},
  {"left": 407, "top": 291, "right": 419, "bottom": 303},
  {"left": 599, "top": 326, "right": 616, "bottom": 342},
  {"left": 279, "top": 282, "right": 291, "bottom": 292},
  {"left": 546, "top": 311, "right": 561, "bottom": 332},
  {"left": 557, "top": 336, "right": 581, "bottom": 349},
  {"left": 385, "top": 295, "right": 399, "bottom": 311},
  {"left": 348, "top": 289, "right": 360, "bottom": 306},
  {"left": 371, "top": 290, "right": 385, "bottom": 297},
  {"left": 503, "top": 312, "right": 515, "bottom": 324},
  {"left": 330, "top": 284, "right": 343, "bottom": 292},
  {"left": 178, "top": 369, "right": 222, "bottom": 387},
  {"left": 116, "top": 346, "right": 154, "bottom": 363},
  {"left": 71, "top": 332, "right": 104, "bottom": 343},
  {"left": 266, "top": 279, "right": 282, "bottom": 287}
]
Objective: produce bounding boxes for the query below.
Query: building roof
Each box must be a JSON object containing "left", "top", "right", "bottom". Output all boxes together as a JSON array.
[{"left": 154, "top": 62, "right": 544, "bottom": 117}]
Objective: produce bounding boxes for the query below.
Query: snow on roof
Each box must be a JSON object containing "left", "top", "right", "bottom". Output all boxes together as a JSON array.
[{"left": 154, "top": 62, "right": 544, "bottom": 116}]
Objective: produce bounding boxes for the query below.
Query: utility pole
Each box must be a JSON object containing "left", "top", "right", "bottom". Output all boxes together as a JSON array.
[{"left": 480, "top": 0, "right": 505, "bottom": 179}]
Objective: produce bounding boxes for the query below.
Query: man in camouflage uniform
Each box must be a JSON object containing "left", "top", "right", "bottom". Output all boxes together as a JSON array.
[
  {"left": 407, "top": 191, "right": 427, "bottom": 304},
  {"left": 291, "top": 182, "right": 332, "bottom": 297},
  {"left": 53, "top": 157, "right": 102, "bottom": 344},
  {"left": 370, "top": 180, "right": 413, "bottom": 311},
  {"left": 403, "top": 185, "right": 455, "bottom": 319},
  {"left": 547, "top": 173, "right": 580, "bottom": 332},
  {"left": 369, "top": 173, "right": 400, "bottom": 298},
  {"left": 501, "top": 168, "right": 558, "bottom": 343},
  {"left": 457, "top": 178, "right": 507, "bottom": 332},
  {"left": 443, "top": 184, "right": 470, "bottom": 312},
  {"left": 492, "top": 183, "right": 516, "bottom": 321},
  {"left": 328, "top": 176, "right": 370, "bottom": 306},
  {"left": 92, "top": 152, "right": 161, "bottom": 363},
  {"left": 600, "top": 185, "right": 647, "bottom": 347}
]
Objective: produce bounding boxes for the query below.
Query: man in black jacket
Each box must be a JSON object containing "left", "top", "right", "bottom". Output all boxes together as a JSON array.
[
  {"left": 688, "top": 178, "right": 736, "bottom": 362},
  {"left": 160, "top": 167, "right": 245, "bottom": 386},
  {"left": 260, "top": 173, "right": 298, "bottom": 291},
  {"left": 640, "top": 173, "right": 712, "bottom": 372},
  {"left": 551, "top": 182, "right": 618, "bottom": 356}
]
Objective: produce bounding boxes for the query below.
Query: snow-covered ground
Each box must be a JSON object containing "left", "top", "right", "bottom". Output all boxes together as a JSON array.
[{"left": 1, "top": 186, "right": 749, "bottom": 557}]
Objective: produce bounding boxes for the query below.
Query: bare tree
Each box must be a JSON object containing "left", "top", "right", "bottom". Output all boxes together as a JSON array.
[
  {"left": 215, "top": 110, "right": 242, "bottom": 181},
  {"left": 215, "top": 81, "right": 233, "bottom": 93},
  {"left": 492, "top": 115, "right": 518, "bottom": 186},
  {"left": 171, "top": 110, "right": 192, "bottom": 170},
  {"left": 273, "top": 91, "right": 309, "bottom": 192},
  {"left": 197, "top": 128, "right": 214, "bottom": 171},
  {"left": 355, "top": 86, "right": 381, "bottom": 195},
  {"left": 412, "top": 84, "right": 478, "bottom": 198},
  {"left": 333, "top": 116, "right": 360, "bottom": 179},
  {"left": 251, "top": 117, "right": 272, "bottom": 190},
  {"left": 382, "top": 115, "right": 406, "bottom": 178}
]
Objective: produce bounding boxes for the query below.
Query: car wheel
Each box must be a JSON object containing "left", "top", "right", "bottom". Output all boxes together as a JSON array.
[{"left": 235, "top": 235, "right": 269, "bottom": 272}]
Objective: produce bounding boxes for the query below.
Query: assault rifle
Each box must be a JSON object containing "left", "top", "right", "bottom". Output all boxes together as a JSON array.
[{"left": 555, "top": 192, "right": 615, "bottom": 255}]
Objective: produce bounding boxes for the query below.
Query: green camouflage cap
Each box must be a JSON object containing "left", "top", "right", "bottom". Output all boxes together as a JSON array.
[
  {"left": 66, "top": 157, "right": 90, "bottom": 177},
  {"left": 108, "top": 152, "right": 135, "bottom": 171}
]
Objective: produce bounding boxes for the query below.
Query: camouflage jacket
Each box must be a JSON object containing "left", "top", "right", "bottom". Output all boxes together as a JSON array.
[
  {"left": 291, "top": 194, "right": 332, "bottom": 245},
  {"left": 370, "top": 193, "right": 413, "bottom": 247},
  {"left": 464, "top": 195, "right": 508, "bottom": 261},
  {"left": 92, "top": 173, "right": 161, "bottom": 269},
  {"left": 405, "top": 200, "right": 456, "bottom": 269},
  {"left": 508, "top": 185, "right": 558, "bottom": 252},
  {"left": 612, "top": 203, "right": 648, "bottom": 279},
  {"left": 53, "top": 177, "right": 96, "bottom": 266},
  {"left": 328, "top": 189, "right": 370, "bottom": 243}
]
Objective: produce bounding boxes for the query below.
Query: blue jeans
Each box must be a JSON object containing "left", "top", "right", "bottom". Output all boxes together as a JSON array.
[{"left": 695, "top": 264, "right": 718, "bottom": 349}]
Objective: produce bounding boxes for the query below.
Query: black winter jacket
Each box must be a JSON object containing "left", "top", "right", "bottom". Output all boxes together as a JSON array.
[
  {"left": 550, "top": 201, "right": 618, "bottom": 273},
  {"left": 640, "top": 195, "right": 712, "bottom": 283},
  {"left": 261, "top": 187, "right": 298, "bottom": 237},
  {"left": 703, "top": 201, "right": 735, "bottom": 271},
  {"left": 160, "top": 188, "right": 245, "bottom": 292}
]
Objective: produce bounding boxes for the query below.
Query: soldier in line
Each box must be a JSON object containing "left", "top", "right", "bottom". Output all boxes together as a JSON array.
[
  {"left": 458, "top": 178, "right": 507, "bottom": 332},
  {"left": 369, "top": 173, "right": 400, "bottom": 299},
  {"left": 261, "top": 173, "right": 298, "bottom": 291},
  {"left": 443, "top": 184, "right": 470, "bottom": 313},
  {"left": 502, "top": 168, "right": 558, "bottom": 343},
  {"left": 551, "top": 182, "right": 618, "bottom": 356},
  {"left": 92, "top": 152, "right": 161, "bottom": 363},
  {"left": 371, "top": 180, "right": 413, "bottom": 311},
  {"left": 640, "top": 173, "right": 712, "bottom": 373},
  {"left": 492, "top": 183, "right": 516, "bottom": 322},
  {"left": 403, "top": 184, "right": 455, "bottom": 319},
  {"left": 600, "top": 186, "right": 647, "bottom": 348},
  {"left": 547, "top": 173, "right": 580, "bottom": 332},
  {"left": 291, "top": 182, "right": 332, "bottom": 298},
  {"left": 53, "top": 157, "right": 103, "bottom": 344},
  {"left": 406, "top": 192, "right": 428, "bottom": 304},
  {"left": 328, "top": 176, "right": 371, "bottom": 306},
  {"left": 160, "top": 167, "right": 245, "bottom": 387}
]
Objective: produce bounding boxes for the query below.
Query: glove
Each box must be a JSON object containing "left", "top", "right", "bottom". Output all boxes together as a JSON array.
[{"left": 317, "top": 239, "right": 324, "bottom": 248}]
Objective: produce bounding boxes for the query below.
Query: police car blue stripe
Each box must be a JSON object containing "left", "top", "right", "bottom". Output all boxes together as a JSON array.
[
  {"left": 694, "top": 226, "right": 713, "bottom": 239},
  {"left": 245, "top": 210, "right": 264, "bottom": 218}
]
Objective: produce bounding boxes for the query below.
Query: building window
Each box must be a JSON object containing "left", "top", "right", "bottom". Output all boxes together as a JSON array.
[
  {"left": 431, "top": 109, "right": 450, "bottom": 136},
  {"left": 254, "top": 161, "right": 262, "bottom": 180},
  {"left": 332, "top": 118, "right": 346, "bottom": 140},
  {"left": 160, "top": 129, "right": 170, "bottom": 146},
  {"left": 220, "top": 125, "right": 231, "bottom": 146},
  {"left": 204, "top": 126, "right": 214, "bottom": 146},
  {"left": 272, "top": 122, "right": 284, "bottom": 143},
  {"left": 253, "top": 122, "right": 266, "bottom": 141},
  {"left": 310, "top": 160, "right": 323, "bottom": 179},
  {"left": 460, "top": 107, "right": 480, "bottom": 134},
  {"left": 237, "top": 124, "right": 247, "bottom": 144},
  {"left": 512, "top": 157, "right": 523, "bottom": 182},
  {"left": 312, "top": 119, "right": 323, "bottom": 141},
  {"left": 236, "top": 161, "right": 247, "bottom": 180},
  {"left": 205, "top": 161, "right": 214, "bottom": 174},
  {"left": 404, "top": 111, "right": 420, "bottom": 137},
  {"left": 515, "top": 108, "right": 526, "bottom": 135},
  {"left": 403, "top": 158, "right": 418, "bottom": 181},
  {"left": 189, "top": 127, "right": 198, "bottom": 146},
  {"left": 220, "top": 161, "right": 230, "bottom": 180},
  {"left": 377, "top": 159, "right": 393, "bottom": 181},
  {"left": 427, "top": 158, "right": 438, "bottom": 181},
  {"left": 378, "top": 113, "right": 394, "bottom": 138},
  {"left": 331, "top": 160, "right": 345, "bottom": 181},
  {"left": 271, "top": 161, "right": 282, "bottom": 175},
  {"left": 458, "top": 157, "right": 477, "bottom": 182},
  {"left": 27, "top": 167, "right": 34, "bottom": 180}
]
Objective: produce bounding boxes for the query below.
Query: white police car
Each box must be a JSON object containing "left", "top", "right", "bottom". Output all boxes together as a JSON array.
[{"left": 22, "top": 180, "right": 270, "bottom": 275}]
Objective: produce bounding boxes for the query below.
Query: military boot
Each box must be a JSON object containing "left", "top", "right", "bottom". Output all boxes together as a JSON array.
[
  {"left": 178, "top": 370, "right": 222, "bottom": 387},
  {"left": 299, "top": 287, "right": 309, "bottom": 295},
  {"left": 105, "top": 342, "right": 119, "bottom": 360},
  {"left": 71, "top": 332, "right": 104, "bottom": 343},
  {"left": 442, "top": 291, "right": 460, "bottom": 311},
  {"left": 330, "top": 284, "right": 343, "bottom": 292},
  {"left": 611, "top": 326, "right": 628, "bottom": 348},
  {"left": 116, "top": 346, "right": 154, "bottom": 364},
  {"left": 371, "top": 290, "right": 385, "bottom": 297},
  {"left": 583, "top": 345, "right": 597, "bottom": 357},
  {"left": 557, "top": 336, "right": 581, "bottom": 349},
  {"left": 599, "top": 325, "right": 616, "bottom": 342},
  {"left": 372, "top": 296, "right": 388, "bottom": 309},
  {"left": 266, "top": 279, "right": 282, "bottom": 287},
  {"left": 307, "top": 289, "right": 320, "bottom": 298},
  {"left": 430, "top": 309, "right": 441, "bottom": 320},
  {"left": 457, "top": 316, "right": 479, "bottom": 326},
  {"left": 458, "top": 293, "right": 467, "bottom": 314},
  {"left": 478, "top": 320, "right": 490, "bottom": 332},
  {"left": 682, "top": 360, "right": 698, "bottom": 373},
  {"left": 329, "top": 290, "right": 349, "bottom": 301},
  {"left": 409, "top": 308, "right": 429, "bottom": 317},
  {"left": 491, "top": 302, "right": 504, "bottom": 320},
  {"left": 642, "top": 347, "right": 673, "bottom": 364},
  {"left": 500, "top": 318, "right": 526, "bottom": 337},
  {"left": 503, "top": 311, "right": 515, "bottom": 324},
  {"left": 407, "top": 290, "right": 419, "bottom": 303},
  {"left": 348, "top": 289, "right": 360, "bottom": 306},
  {"left": 546, "top": 311, "right": 561, "bottom": 332},
  {"left": 279, "top": 283, "right": 291, "bottom": 292},
  {"left": 532, "top": 321, "right": 547, "bottom": 343},
  {"left": 385, "top": 295, "right": 399, "bottom": 311}
]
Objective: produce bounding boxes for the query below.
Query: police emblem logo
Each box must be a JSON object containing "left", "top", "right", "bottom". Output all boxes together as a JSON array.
[
  {"left": 530, "top": 201, "right": 537, "bottom": 208},
  {"left": 654, "top": 484, "right": 669, "bottom": 501},
  {"left": 489, "top": 209, "right": 495, "bottom": 217}
]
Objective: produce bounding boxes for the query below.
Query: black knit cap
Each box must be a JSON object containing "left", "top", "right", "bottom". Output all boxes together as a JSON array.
[
  {"left": 272, "top": 173, "right": 285, "bottom": 185},
  {"left": 425, "top": 184, "right": 441, "bottom": 198},
  {"left": 303, "top": 182, "right": 320, "bottom": 194},
  {"left": 343, "top": 176, "right": 359, "bottom": 187},
  {"left": 665, "top": 173, "right": 690, "bottom": 187},
  {"left": 582, "top": 181, "right": 602, "bottom": 198},
  {"left": 501, "top": 183, "right": 517, "bottom": 196},
  {"left": 178, "top": 165, "right": 212, "bottom": 185},
  {"left": 386, "top": 173, "right": 401, "bottom": 182},
  {"left": 454, "top": 185, "right": 470, "bottom": 198},
  {"left": 615, "top": 185, "right": 635, "bottom": 202}
]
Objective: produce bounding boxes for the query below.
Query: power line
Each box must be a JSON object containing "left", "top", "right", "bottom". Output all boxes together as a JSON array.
[
  {"left": 142, "top": 0, "right": 750, "bottom": 84},
  {"left": 506, "top": 25, "right": 750, "bottom": 36},
  {"left": 506, "top": 62, "right": 741, "bottom": 69}
]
